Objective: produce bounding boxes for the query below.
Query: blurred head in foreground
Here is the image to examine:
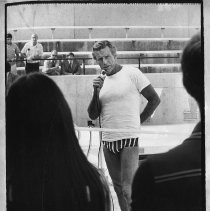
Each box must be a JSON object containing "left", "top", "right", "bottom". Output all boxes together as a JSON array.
[
  {"left": 181, "top": 32, "right": 203, "bottom": 111},
  {"left": 6, "top": 73, "right": 110, "bottom": 211}
]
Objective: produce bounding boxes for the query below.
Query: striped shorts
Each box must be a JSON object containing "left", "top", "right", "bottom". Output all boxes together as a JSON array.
[{"left": 102, "top": 137, "right": 139, "bottom": 154}]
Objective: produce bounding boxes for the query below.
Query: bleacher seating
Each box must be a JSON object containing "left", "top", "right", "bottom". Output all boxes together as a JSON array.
[
  {"left": 14, "top": 38, "right": 189, "bottom": 74},
  {"left": 10, "top": 26, "right": 199, "bottom": 75}
]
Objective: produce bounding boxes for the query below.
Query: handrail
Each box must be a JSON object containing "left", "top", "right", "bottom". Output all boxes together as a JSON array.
[
  {"left": 8, "top": 25, "right": 200, "bottom": 40},
  {"left": 12, "top": 37, "right": 191, "bottom": 43},
  {"left": 7, "top": 54, "right": 181, "bottom": 75},
  {"left": 8, "top": 25, "right": 201, "bottom": 31},
  {"left": 74, "top": 126, "right": 189, "bottom": 135},
  {"left": 7, "top": 55, "right": 180, "bottom": 62}
]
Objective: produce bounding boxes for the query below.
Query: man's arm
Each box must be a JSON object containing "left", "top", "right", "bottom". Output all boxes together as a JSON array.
[
  {"left": 74, "top": 61, "right": 82, "bottom": 75},
  {"left": 62, "top": 71, "right": 73, "bottom": 75},
  {"left": 140, "top": 84, "right": 160, "bottom": 124},
  {"left": 43, "top": 60, "right": 60, "bottom": 75},
  {"left": 87, "top": 88, "right": 101, "bottom": 120},
  {"left": 60, "top": 61, "right": 73, "bottom": 75},
  {"left": 20, "top": 43, "right": 27, "bottom": 57},
  {"left": 15, "top": 44, "right": 21, "bottom": 58}
]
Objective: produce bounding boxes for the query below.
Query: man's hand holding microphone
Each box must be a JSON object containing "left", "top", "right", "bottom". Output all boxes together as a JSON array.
[{"left": 93, "top": 71, "right": 106, "bottom": 91}]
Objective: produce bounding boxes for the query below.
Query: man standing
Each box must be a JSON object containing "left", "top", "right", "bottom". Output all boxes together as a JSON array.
[
  {"left": 6, "top": 33, "right": 21, "bottom": 74},
  {"left": 21, "top": 33, "right": 43, "bottom": 74},
  {"left": 42, "top": 50, "right": 61, "bottom": 76},
  {"left": 6, "top": 33, "right": 21, "bottom": 94},
  {"left": 131, "top": 33, "right": 203, "bottom": 211},
  {"left": 88, "top": 40, "right": 160, "bottom": 211},
  {"left": 61, "top": 52, "right": 82, "bottom": 75}
]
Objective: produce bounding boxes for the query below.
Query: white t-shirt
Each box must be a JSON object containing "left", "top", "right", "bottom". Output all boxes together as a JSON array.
[
  {"left": 99, "top": 65, "right": 150, "bottom": 142},
  {"left": 21, "top": 41, "right": 43, "bottom": 63}
]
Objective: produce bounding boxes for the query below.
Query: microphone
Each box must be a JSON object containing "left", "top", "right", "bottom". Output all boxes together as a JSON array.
[
  {"left": 99, "top": 70, "right": 106, "bottom": 80},
  {"left": 94, "top": 70, "right": 106, "bottom": 92}
]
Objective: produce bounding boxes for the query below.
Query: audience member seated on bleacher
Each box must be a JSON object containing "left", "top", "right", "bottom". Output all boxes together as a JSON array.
[
  {"left": 61, "top": 52, "right": 82, "bottom": 75},
  {"left": 6, "top": 73, "right": 111, "bottom": 211},
  {"left": 131, "top": 32, "right": 204, "bottom": 211},
  {"left": 21, "top": 33, "right": 43, "bottom": 74},
  {"left": 42, "top": 50, "right": 61, "bottom": 76}
]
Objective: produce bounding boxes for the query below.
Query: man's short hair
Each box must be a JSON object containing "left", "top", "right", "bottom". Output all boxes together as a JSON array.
[
  {"left": 181, "top": 32, "right": 203, "bottom": 104},
  {"left": 31, "top": 33, "right": 38, "bottom": 39},
  {"left": 7, "top": 33, "right": 12, "bottom": 39},
  {"left": 92, "top": 40, "right": 117, "bottom": 60}
]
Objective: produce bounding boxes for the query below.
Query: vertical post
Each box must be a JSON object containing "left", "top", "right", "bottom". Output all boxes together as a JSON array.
[
  {"left": 138, "top": 54, "right": 142, "bottom": 70},
  {"left": 161, "top": 27, "right": 165, "bottom": 38},
  {"left": 83, "top": 59, "right": 85, "bottom": 75},
  {"left": 125, "top": 27, "right": 130, "bottom": 38},
  {"left": 13, "top": 29, "right": 17, "bottom": 41},
  {"left": 88, "top": 28, "right": 93, "bottom": 39},
  {"left": 50, "top": 28, "right": 55, "bottom": 39},
  {"left": 98, "top": 131, "right": 106, "bottom": 175}
]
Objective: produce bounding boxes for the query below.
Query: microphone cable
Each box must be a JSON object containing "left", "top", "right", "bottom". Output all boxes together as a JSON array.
[
  {"left": 95, "top": 72, "right": 105, "bottom": 168},
  {"left": 86, "top": 128, "right": 92, "bottom": 158},
  {"left": 95, "top": 86, "right": 102, "bottom": 169}
]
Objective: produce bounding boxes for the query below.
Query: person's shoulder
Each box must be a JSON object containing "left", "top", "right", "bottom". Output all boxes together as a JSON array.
[
  {"left": 24, "top": 41, "right": 31, "bottom": 46},
  {"left": 12, "top": 43, "right": 18, "bottom": 48},
  {"left": 146, "top": 134, "right": 201, "bottom": 175},
  {"left": 63, "top": 60, "right": 68, "bottom": 65},
  {"left": 123, "top": 65, "right": 138, "bottom": 71},
  {"left": 123, "top": 65, "right": 146, "bottom": 81},
  {"left": 37, "top": 42, "right": 43, "bottom": 48},
  {"left": 21, "top": 42, "right": 30, "bottom": 51},
  {"left": 74, "top": 59, "right": 80, "bottom": 65},
  {"left": 123, "top": 65, "right": 143, "bottom": 74}
]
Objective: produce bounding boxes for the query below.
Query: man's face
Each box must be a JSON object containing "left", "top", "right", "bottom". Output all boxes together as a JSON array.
[
  {"left": 31, "top": 34, "right": 38, "bottom": 45},
  {"left": 7, "top": 38, "right": 12, "bottom": 45},
  {"left": 51, "top": 51, "right": 57, "bottom": 58},
  {"left": 93, "top": 46, "right": 117, "bottom": 75},
  {"left": 68, "top": 55, "right": 74, "bottom": 62}
]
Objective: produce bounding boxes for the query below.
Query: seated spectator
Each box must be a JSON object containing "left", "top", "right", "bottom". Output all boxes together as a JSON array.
[
  {"left": 61, "top": 52, "right": 82, "bottom": 75},
  {"left": 42, "top": 50, "right": 61, "bottom": 75},
  {"left": 6, "top": 73, "right": 111, "bottom": 211},
  {"left": 131, "top": 32, "right": 204, "bottom": 211}
]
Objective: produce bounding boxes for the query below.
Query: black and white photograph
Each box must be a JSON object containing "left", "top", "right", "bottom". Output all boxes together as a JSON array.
[{"left": 0, "top": 1, "right": 209, "bottom": 210}]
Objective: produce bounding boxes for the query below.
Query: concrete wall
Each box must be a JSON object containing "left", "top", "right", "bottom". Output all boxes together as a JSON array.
[
  {"left": 51, "top": 73, "right": 199, "bottom": 127},
  {"left": 7, "top": 4, "right": 201, "bottom": 40}
]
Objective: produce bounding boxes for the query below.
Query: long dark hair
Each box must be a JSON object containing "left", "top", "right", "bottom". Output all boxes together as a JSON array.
[{"left": 6, "top": 73, "right": 111, "bottom": 211}]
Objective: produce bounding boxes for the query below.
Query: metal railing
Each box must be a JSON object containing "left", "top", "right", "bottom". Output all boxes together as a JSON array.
[
  {"left": 8, "top": 54, "right": 181, "bottom": 75},
  {"left": 7, "top": 25, "right": 201, "bottom": 40}
]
